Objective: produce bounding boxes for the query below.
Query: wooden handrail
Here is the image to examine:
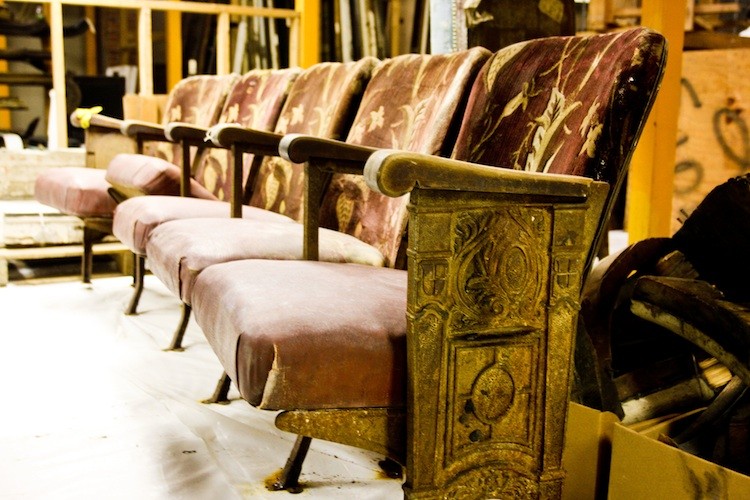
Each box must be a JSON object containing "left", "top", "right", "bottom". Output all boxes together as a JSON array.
[{"left": 3, "top": 0, "right": 301, "bottom": 148}]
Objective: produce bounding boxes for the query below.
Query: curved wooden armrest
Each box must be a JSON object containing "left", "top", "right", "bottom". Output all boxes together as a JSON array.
[
  {"left": 120, "top": 119, "right": 168, "bottom": 141},
  {"left": 206, "top": 123, "right": 283, "bottom": 156},
  {"left": 165, "top": 122, "right": 208, "bottom": 143},
  {"left": 363, "top": 149, "right": 597, "bottom": 199},
  {"left": 70, "top": 112, "right": 123, "bottom": 130},
  {"left": 279, "top": 133, "right": 377, "bottom": 172}
]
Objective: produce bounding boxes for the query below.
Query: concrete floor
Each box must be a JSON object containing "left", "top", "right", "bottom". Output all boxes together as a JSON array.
[{"left": 0, "top": 263, "right": 402, "bottom": 499}]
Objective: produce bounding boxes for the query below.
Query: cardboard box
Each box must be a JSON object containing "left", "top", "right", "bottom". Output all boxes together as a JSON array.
[
  {"left": 560, "top": 403, "right": 750, "bottom": 499},
  {"left": 608, "top": 412, "right": 750, "bottom": 499},
  {"left": 562, "top": 403, "right": 620, "bottom": 499}
]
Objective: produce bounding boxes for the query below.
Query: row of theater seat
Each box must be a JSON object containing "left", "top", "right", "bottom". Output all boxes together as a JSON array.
[{"left": 34, "top": 28, "right": 667, "bottom": 497}]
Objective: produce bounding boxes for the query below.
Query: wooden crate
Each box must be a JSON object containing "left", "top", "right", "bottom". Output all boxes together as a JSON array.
[
  {"left": 586, "top": 0, "right": 740, "bottom": 32},
  {"left": 672, "top": 48, "right": 750, "bottom": 233},
  {"left": 0, "top": 149, "right": 128, "bottom": 284},
  {"left": 0, "top": 148, "right": 86, "bottom": 199}
]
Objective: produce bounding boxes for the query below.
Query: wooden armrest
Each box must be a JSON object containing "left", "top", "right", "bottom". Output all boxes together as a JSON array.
[
  {"left": 206, "top": 123, "right": 284, "bottom": 156},
  {"left": 363, "top": 149, "right": 596, "bottom": 200},
  {"left": 279, "top": 133, "right": 377, "bottom": 173},
  {"left": 120, "top": 119, "right": 169, "bottom": 141},
  {"left": 165, "top": 122, "right": 208, "bottom": 143},
  {"left": 70, "top": 111, "right": 123, "bottom": 131}
]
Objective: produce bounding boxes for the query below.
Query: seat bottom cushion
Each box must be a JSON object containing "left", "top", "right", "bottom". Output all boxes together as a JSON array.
[
  {"left": 34, "top": 167, "right": 117, "bottom": 218},
  {"left": 145, "top": 218, "right": 386, "bottom": 303},
  {"left": 191, "top": 259, "right": 407, "bottom": 410},
  {"left": 112, "top": 196, "right": 295, "bottom": 255}
]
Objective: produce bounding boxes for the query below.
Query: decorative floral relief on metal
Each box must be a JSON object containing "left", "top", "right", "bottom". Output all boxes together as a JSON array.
[
  {"left": 451, "top": 207, "right": 550, "bottom": 331},
  {"left": 447, "top": 341, "right": 538, "bottom": 462},
  {"left": 442, "top": 467, "right": 538, "bottom": 499}
]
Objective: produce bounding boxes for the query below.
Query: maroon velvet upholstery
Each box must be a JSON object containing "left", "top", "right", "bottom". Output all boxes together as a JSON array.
[
  {"left": 111, "top": 68, "right": 303, "bottom": 254},
  {"left": 34, "top": 167, "right": 116, "bottom": 218},
  {"left": 112, "top": 198, "right": 294, "bottom": 261},
  {"left": 148, "top": 218, "right": 385, "bottom": 302},
  {"left": 33, "top": 74, "right": 237, "bottom": 227},
  {"left": 106, "top": 153, "right": 220, "bottom": 200},
  {"left": 144, "top": 74, "right": 240, "bottom": 166},
  {"left": 193, "top": 260, "right": 407, "bottom": 408},
  {"left": 108, "top": 69, "right": 299, "bottom": 202},
  {"left": 113, "top": 61, "right": 376, "bottom": 257},
  {"left": 191, "top": 29, "right": 667, "bottom": 410},
  {"left": 145, "top": 49, "right": 491, "bottom": 303}
]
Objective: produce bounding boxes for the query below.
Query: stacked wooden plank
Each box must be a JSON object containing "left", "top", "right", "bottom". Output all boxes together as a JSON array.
[{"left": 0, "top": 148, "right": 126, "bottom": 285}]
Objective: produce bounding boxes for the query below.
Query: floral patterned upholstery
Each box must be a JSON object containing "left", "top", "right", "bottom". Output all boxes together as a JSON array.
[
  {"left": 192, "top": 69, "right": 301, "bottom": 200},
  {"left": 113, "top": 61, "right": 374, "bottom": 258},
  {"left": 191, "top": 28, "right": 667, "bottom": 413},
  {"left": 148, "top": 74, "right": 239, "bottom": 166},
  {"left": 107, "top": 70, "right": 297, "bottom": 200},
  {"left": 317, "top": 49, "right": 492, "bottom": 267},
  {"left": 110, "top": 68, "right": 300, "bottom": 255},
  {"left": 143, "top": 50, "right": 490, "bottom": 304},
  {"left": 453, "top": 28, "right": 665, "bottom": 187},
  {"left": 35, "top": 74, "right": 237, "bottom": 221},
  {"left": 248, "top": 59, "right": 378, "bottom": 221}
]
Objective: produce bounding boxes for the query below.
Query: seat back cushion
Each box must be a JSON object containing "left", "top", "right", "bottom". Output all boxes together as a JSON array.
[
  {"left": 192, "top": 68, "right": 301, "bottom": 200},
  {"left": 248, "top": 58, "right": 379, "bottom": 221},
  {"left": 318, "top": 48, "right": 491, "bottom": 268},
  {"left": 106, "top": 69, "right": 300, "bottom": 200},
  {"left": 147, "top": 74, "right": 238, "bottom": 165},
  {"left": 453, "top": 28, "right": 666, "bottom": 208}
]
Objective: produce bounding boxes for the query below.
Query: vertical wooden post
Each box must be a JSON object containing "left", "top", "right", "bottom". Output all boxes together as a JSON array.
[
  {"left": 390, "top": 0, "right": 401, "bottom": 57},
  {"left": 625, "top": 0, "right": 685, "bottom": 241},
  {"left": 216, "top": 12, "right": 231, "bottom": 75},
  {"left": 85, "top": 6, "right": 97, "bottom": 75},
  {"left": 0, "top": 28, "right": 8, "bottom": 131},
  {"left": 296, "top": 0, "right": 319, "bottom": 67},
  {"left": 49, "top": 0, "right": 68, "bottom": 148},
  {"left": 288, "top": 10, "right": 300, "bottom": 67},
  {"left": 166, "top": 2, "right": 183, "bottom": 90},
  {"left": 586, "top": 0, "right": 613, "bottom": 31},
  {"left": 138, "top": 7, "right": 154, "bottom": 96}
]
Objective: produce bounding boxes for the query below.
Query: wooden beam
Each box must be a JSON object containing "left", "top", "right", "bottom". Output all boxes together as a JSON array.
[
  {"left": 216, "top": 12, "right": 231, "bottom": 74},
  {"left": 586, "top": 0, "right": 613, "bottom": 31},
  {"left": 138, "top": 7, "right": 154, "bottom": 95},
  {"left": 625, "top": 0, "right": 686, "bottom": 241},
  {"left": 85, "top": 6, "right": 97, "bottom": 75},
  {"left": 0, "top": 28, "right": 9, "bottom": 130},
  {"left": 166, "top": 1, "right": 183, "bottom": 89},
  {"left": 49, "top": 0, "right": 68, "bottom": 148},
  {"left": 390, "top": 0, "right": 401, "bottom": 57},
  {"left": 296, "top": 0, "right": 319, "bottom": 67}
]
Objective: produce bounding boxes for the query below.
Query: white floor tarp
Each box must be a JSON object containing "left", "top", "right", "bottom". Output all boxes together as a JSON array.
[{"left": 0, "top": 275, "right": 402, "bottom": 499}]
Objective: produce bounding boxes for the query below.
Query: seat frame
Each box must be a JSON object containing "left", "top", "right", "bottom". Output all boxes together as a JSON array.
[{"left": 272, "top": 145, "right": 609, "bottom": 496}]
